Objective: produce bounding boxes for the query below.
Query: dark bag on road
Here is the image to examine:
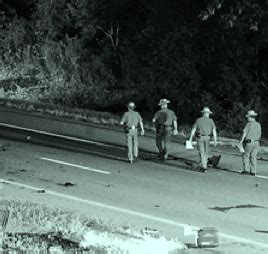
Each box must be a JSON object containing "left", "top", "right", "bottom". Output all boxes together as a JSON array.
[
  {"left": 197, "top": 227, "right": 219, "bottom": 248},
  {"left": 207, "top": 155, "right": 221, "bottom": 167}
]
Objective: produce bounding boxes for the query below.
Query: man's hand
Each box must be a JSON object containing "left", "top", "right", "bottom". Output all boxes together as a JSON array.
[
  {"left": 237, "top": 141, "right": 245, "bottom": 153},
  {"left": 141, "top": 130, "right": 145, "bottom": 136},
  {"left": 173, "top": 129, "right": 179, "bottom": 135}
]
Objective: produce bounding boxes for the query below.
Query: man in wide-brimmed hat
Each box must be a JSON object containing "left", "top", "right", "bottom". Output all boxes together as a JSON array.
[
  {"left": 120, "top": 102, "right": 145, "bottom": 163},
  {"left": 238, "top": 110, "right": 262, "bottom": 176},
  {"left": 152, "top": 99, "right": 178, "bottom": 161},
  {"left": 189, "top": 107, "right": 217, "bottom": 172}
]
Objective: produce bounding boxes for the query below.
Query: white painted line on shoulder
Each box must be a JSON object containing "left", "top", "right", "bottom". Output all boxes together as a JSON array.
[
  {"left": 0, "top": 178, "right": 267, "bottom": 249},
  {"left": 256, "top": 175, "right": 268, "bottom": 179},
  {"left": 39, "top": 157, "right": 111, "bottom": 175},
  {"left": 0, "top": 123, "right": 114, "bottom": 148}
]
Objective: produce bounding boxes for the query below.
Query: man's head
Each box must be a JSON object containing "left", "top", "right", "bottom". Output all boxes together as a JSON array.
[
  {"left": 245, "top": 110, "right": 257, "bottom": 121},
  {"left": 201, "top": 107, "right": 213, "bottom": 117},
  {"left": 158, "top": 99, "right": 170, "bottom": 109},
  {"left": 128, "top": 102, "right": 136, "bottom": 111}
]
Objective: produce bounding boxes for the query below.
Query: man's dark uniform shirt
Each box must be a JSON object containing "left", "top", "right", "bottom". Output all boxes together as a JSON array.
[{"left": 153, "top": 109, "right": 177, "bottom": 127}]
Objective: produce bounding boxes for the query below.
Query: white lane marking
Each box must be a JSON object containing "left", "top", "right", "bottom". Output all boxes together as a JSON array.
[
  {"left": 0, "top": 123, "right": 115, "bottom": 148},
  {"left": 0, "top": 178, "right": 268, "bottom": 249},
  {"left": 256, "top": 175, "right": 268, "bottom": 179},
  {"left": 39, "top": 157, "right": 111, "bottom": 175}
]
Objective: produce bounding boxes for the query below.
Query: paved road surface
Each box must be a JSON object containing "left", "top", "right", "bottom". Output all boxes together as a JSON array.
[{"left": 0, "top": 138, "right": 268, "bottom": 253}]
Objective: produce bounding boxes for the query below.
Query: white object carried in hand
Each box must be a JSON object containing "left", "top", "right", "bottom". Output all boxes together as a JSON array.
[
  {"left": 186, "top": 140, "right": 194, "bottom": 150},
  {"left": 184, "top": 224, "right": 198, "bottom": 237},
  {"left": 237, "top": 144, "right": 245, "bottom": 153},
  {"left": 186, "top": 140, "right": 223, "bottom": 150}
]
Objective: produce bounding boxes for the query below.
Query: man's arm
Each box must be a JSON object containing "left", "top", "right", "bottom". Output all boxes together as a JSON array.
[
  {"left": 238, "top": 130, "right": 247, "bottom": 146},
  {"left": 152, "top": 112, "right": 158, "bottom": 123},
  {"left": 140, "top": 121, "right": 145, "bottom": 136},
  {"left": 189, "top": 120, "right": 198, "bottom": 141},
  {"left": 171, "top": 111, "right": 178, "bottom": 135},
  {"left": 138, "top": 113, "right": 145, "bottom": 135},
  {"left": 152, "top": 112, "right": 158, "bottom": 133},
  {"left": 212, "top": 128, "right": 217, "bottom": 146},
  {"left": 173, "top": 120, "right": 178, "bottom": 135},
  {"left": 210, "top": 119, "right": 217, "bottom": 145},
  {"left": 189, "top": 127, "right": 196, "bottom": 142},
  {"left": 238, "top": 124, "right": 248, "bottom": 146},
  {"left": 120, "top": 113, "right": 126, "bottom": 125}
]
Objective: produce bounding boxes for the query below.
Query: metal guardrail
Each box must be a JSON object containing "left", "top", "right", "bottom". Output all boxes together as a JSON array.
[
  {"left": 0, "top": 208, "right": 9, "bottom": 249},
  {"left": 0, "top": 210, "right": 9, "bottom": 230}
]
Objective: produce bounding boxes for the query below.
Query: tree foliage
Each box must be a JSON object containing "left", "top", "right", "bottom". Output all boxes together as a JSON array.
[{"left": 0, "top": 0, "right": 267, "bottom": 133}]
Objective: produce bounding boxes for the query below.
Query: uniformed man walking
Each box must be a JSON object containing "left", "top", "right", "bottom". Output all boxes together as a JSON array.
[
  {"left": 120, "top": 102, "right": 145, "bottom": 163},
  {"left": 152, "top": 99, "right": 178, "bottom": 161},
  {"left": 238, "top": 110, "right": 262, "bottom": 176},
  {"left": 189, "top": 107, "right": 217, "bottom": 172}
]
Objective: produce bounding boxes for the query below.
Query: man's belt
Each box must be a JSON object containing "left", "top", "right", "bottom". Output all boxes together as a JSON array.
[
  {"left": 124, "top": 125, "right": 138, "bottom": 134},
  {"left": 244, "top": 139, "right": 259, "bottom": 144},
  {"left": 197, "top": 134, "right": 211, "bottom": 138},
  {"left": 158, "top": 124, "right": 172, "bottom": 128},
  {"left": 126, "top": 125, "right": 138, "bottom": 129}
]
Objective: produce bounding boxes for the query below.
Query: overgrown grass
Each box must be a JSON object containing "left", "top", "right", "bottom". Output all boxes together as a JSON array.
[
  {"left": 2, "top": 200, "right": 140, "bottom": 238},
  {"left": 1, "top": 200, "right": 185, "bottom": 253},
  {"left": 0, "top": 98, "right": 121, "bottom": 126}
]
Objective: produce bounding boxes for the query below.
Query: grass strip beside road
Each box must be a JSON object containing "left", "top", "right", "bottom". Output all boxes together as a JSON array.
[
  {"left": 1, "top": 178, "right": 268, "bottom": 252},
  {"left": 0, "top": 199, "right": 185, "bottom": 253}
]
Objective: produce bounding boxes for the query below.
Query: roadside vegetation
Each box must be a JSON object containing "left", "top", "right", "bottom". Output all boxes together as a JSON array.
[
  {"left": 0, "top": 0, "right": 267, "bottom": 136},
  {"left": 1, "top": 200, "right": 185, "bottom": 253}
]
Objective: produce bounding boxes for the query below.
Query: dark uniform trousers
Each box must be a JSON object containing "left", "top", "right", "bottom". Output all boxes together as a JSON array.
[
  {"left": 243, "top": 141, "right": 259, "bottom": 174},
  {"left": 126, "top": 128, "right": 139, "bottom": 161},
  {"left": 197, "top": 136, "right": 211, "bottom": 169},
  {"left": 241, "top": 120, "right": 261, "bottom": 173},
  {"left": 156, "top": 125, "right": 172, "bottom": 159}
]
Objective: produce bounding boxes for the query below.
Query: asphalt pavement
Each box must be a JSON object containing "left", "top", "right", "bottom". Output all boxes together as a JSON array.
[{"left": 0, "top": 138, "right": 268, "bottom": 253}]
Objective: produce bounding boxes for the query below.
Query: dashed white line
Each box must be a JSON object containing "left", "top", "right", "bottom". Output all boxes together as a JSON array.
[
  {"left": 0, "top": 178, "right": 268, "bottom": 249},
  {"left": 39, "top": 157, "right": 111, "bottom": 175}
]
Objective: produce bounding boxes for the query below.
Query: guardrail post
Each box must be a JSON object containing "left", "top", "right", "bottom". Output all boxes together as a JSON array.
[{"left": 0, "top": 207, "right": 10, "bottom": 250}]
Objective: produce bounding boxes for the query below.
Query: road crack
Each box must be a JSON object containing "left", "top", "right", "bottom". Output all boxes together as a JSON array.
[{"left": 209, "top": 204, "right": 266, "bottom": 213}]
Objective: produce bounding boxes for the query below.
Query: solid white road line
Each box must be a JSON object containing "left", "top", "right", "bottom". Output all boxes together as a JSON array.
[
  {"left": 256, "top": 175, "right": 268, "bottom": 179},
  {"left": 39, "top": 157, "right": 111, "bottom": 175},
  {"left": 0, "top": 123, "right": 115, "bottom": 148},
  {"left": 0, "top": 178, "right": 268, "bottom": 249}
]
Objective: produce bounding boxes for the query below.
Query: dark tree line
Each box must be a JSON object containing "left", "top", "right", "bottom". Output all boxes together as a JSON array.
[{"left": 0, "top": 0, "right": 267, "bottom": 134}]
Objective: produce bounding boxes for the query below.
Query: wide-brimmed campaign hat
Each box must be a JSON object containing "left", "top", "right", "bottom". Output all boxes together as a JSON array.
[
  {"left": 245, "top": 110, "right": 257, "bottom": 117},
  {"left": 201, "top": 107, "right": 213, "bottom": 114},
  {"left": 158, "top": 99, "right": 170, "bottom": 106},
  {"left": 128, "top": 102, "right": 136, "bottom": 108}
]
